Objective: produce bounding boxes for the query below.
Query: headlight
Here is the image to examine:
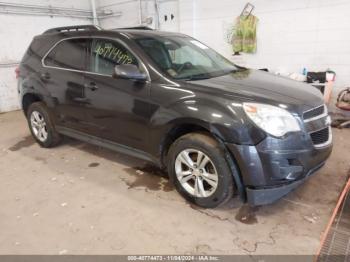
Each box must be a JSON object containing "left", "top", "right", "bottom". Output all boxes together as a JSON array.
[{"left": 243, "top": 103, "right": 300, "bottom": 137}]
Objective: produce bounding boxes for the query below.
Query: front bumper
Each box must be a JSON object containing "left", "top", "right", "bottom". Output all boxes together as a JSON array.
[
  {"left": 226, "top": 130, "right": 333, "bottom": 206},
  {"left": 245, "top": 161, "right": 325, "bottom": 205}
]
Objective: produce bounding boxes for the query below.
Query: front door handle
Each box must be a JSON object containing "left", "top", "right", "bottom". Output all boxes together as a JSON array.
[
  {"left": 74, "top": 97, "right": 90, "bottom": 104},
  {"left": 84, "top": 82, "right": 98, "bottom": 91}
]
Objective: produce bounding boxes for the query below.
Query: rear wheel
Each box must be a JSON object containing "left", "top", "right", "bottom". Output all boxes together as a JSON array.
[
  {"left": 27, "top": 102, "right": 62, "bottom": 148},
  {"left": 168, "top": 133, "right": 235, "bottom": 208}
]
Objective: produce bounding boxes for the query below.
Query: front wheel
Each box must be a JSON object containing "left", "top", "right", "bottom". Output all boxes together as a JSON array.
[{"left": 167, "top": 133, "right": 235, "bottom": 208}]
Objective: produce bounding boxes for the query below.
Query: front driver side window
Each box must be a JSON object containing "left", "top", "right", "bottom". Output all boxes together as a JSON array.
[{"left": 89, "top": 39, "right": 138, "bottom": 76}]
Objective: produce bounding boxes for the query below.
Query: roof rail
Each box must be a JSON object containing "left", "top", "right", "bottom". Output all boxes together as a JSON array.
[
  {"left": 43, "top": 25, "right": 101, "bottom": 34},
  {"left": 114, "top": 26, "right": 154, "bottom": 31}
]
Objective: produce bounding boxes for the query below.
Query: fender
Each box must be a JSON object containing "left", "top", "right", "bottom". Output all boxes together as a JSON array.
[
  {"left": 21, "top": 69, "right": 58, "bottom": 107},
  {"left": 149, "top": 96, "right": 266, "bottom": 157},
  {"left": 215, "top": 136, "right": 246, "bottom": 201}
]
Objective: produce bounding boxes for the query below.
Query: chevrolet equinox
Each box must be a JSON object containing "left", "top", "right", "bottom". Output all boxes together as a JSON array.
[{"left": 18, "top": 25, "right": 333, "bottom": 208}]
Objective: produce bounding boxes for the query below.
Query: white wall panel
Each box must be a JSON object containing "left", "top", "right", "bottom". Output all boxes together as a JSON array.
[
  {"left": 0, "top": 0, "right": 92, "bottom": 112},
  {"left": 182, "top": 0, "right": 350, "bottom": 103},
  {"left": 98, "top": 0, "right": 144, "bottom": 29},
  {"left": 0, "top": 68, "right": 19, "bottom": 112}
]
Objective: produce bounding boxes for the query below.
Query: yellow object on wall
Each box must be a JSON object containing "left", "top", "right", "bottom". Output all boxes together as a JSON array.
[{"left": 233, "top": 15, "right": 258, "bottom": 53}]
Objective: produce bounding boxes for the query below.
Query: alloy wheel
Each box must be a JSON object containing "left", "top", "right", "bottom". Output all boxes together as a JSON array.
[
  {"left": 175, "top": 149, "right": 218, "bottom": 198},
  {"left": 30, "top": 111, "right": 48, "bottom": 142}
]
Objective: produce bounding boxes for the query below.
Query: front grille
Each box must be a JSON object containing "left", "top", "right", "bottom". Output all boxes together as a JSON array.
[
  {"left": 310, "top": 127, "right": 330, "bottom": 145},
  {"left": 303, "top": 105, "right": 325, "bottom": 120}
]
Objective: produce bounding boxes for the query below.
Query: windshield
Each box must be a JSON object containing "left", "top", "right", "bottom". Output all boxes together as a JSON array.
[{"left": 135, "top": 35, "right": 238, "bottom": 80}]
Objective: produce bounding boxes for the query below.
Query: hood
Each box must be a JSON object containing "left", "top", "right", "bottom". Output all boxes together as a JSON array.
[{"left": 187, "top": 69, "right": 324, "bottom": 114}]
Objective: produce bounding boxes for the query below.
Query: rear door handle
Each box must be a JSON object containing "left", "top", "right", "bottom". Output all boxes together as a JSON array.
[
  {"left": 84, "top": 82, "right": 98, "bottom": 91},
  {"left": 41, "top": 72, "right": 50, "bottom": 80}
]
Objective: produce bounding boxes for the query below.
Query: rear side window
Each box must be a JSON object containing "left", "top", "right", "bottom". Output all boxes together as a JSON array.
[
  {"left": 89, "top": 39, "right": 138, "bottom": 75},
  {"left": 44, "top": 38, "right": 87, "bottom": 71}
]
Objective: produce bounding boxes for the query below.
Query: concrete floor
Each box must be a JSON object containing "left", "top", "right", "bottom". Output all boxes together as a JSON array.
[{"left": 0, "top": 110, "right": 349, "bottom": 255}]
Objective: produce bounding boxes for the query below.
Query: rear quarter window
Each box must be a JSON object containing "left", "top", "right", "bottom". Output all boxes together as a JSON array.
[{"left": 44, "top": 38, "right": 87, "bottom": 71}]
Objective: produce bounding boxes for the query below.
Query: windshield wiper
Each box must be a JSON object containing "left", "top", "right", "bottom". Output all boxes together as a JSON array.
[
  {"left": 224, "top": 68, "right": 243, "bottom": 74},
  {"left": 183, "top": 74, "right": 211, "bottom": 81},
  {"left": 183, "top": 69, "right": 243, "bottom": 81}
]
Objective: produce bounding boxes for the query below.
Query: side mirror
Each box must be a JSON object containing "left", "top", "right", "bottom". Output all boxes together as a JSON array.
[{"left": 114, "top": 64, "right": 147, "bottom": 81}]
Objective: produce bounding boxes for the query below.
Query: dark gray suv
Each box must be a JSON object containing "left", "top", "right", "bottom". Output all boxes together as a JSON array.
[{"left": 17, "top": 25, "right": 332, "bottom": 208}]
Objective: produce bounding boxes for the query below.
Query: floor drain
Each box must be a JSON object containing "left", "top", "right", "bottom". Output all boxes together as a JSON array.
[{"left": 317, "top": 179, "right": 350, "bottom": 261}]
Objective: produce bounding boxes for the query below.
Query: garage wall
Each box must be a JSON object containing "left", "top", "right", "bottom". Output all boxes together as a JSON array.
[
  {"left": 0, "top": 0, "right": 93, "bottom": 113},
  {"left": 181, "top": 0, "right": 350, "bottom": 96},
  {"left": 2, "top": 0, "right": 349, "bottom": 113},
  {"left": 98, "top": 0, "right": 350, "bottom": 110},
  {"left": 97, "top": 0, "right": 156, "bottom": 29}
]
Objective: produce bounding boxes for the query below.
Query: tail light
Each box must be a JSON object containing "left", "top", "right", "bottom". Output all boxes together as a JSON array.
[{"left": 15, "top": 66, "right": 20, "bottom": 79}]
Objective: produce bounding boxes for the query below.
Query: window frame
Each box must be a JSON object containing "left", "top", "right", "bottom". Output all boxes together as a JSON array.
[
  {"left": 88, "top": 38, "right": 140, "bottom": 77},
  {"left": 42, "top": 37, "right": 89, "bottom": 72},
  {"left": 42, "top": 36, "right": 150, "bottom": 81}
]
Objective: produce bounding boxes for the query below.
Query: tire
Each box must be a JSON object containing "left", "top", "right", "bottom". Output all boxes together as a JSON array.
[
  {"left": 26, "top": 102, "right": 62, "bottom": 148},
  {"left": 167, "top": 132, "right": 235, "bottom": 208}
]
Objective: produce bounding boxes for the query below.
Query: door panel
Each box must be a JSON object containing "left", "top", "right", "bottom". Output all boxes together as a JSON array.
[
  {"left": 42, "top": 38, "right": 89, "bottom": 132},
  {"left": 42, "top": 68, "right": 87, "bottom": 131},
  {"left": 83, "top": 74, "right": 151, "bottom": 151},
  {"left": 82, "top": 38, "right": 152, "bottom": 151}
]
